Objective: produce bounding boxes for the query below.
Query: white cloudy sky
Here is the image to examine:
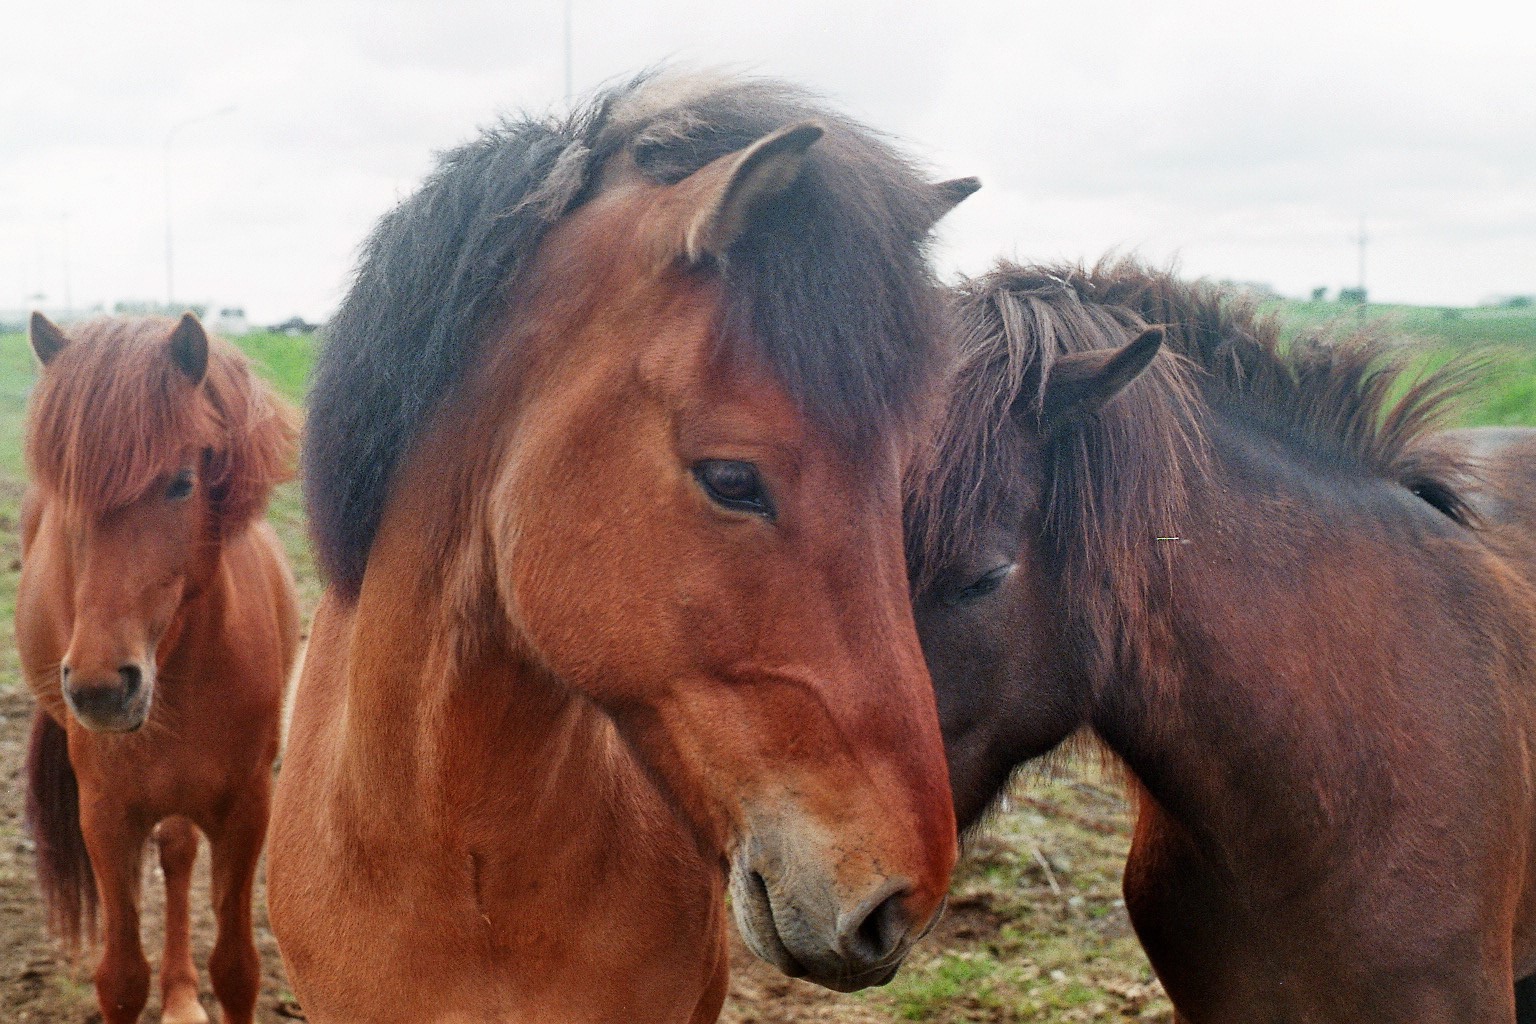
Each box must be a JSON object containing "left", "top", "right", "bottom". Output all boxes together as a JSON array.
[{"left": 4, "top": 0, "right": 1533, "bottom": 322}]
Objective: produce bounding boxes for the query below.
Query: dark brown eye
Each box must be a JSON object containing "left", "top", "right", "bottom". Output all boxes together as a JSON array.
[
  {"left": 693, "top": 460, "right": 774, "bottom": 519},
  {"left": 941, "top": 564, "right": 1014, "bottom": 608},
  {"left": 166, "top": 470, "right": 195, "bottom": 501}
]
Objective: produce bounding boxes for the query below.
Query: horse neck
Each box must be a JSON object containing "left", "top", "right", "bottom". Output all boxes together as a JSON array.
[
  {"left": 1085, "top": 411, "right": 1452, "bottom": 875},
  {"left": 331, "top": 396, "right": 673, "bottom": 869}
]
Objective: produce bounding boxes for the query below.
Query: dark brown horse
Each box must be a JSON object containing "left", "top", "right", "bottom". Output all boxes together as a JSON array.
[
  {"left": 907, "top": 260, "right": 1536, "bottom": 1022},
  {"left": 268, "top": 72, "right": 973, "bottom": 1022},
  {"left": 18, "top": 313, "right": 300, "bottom": 1024}
]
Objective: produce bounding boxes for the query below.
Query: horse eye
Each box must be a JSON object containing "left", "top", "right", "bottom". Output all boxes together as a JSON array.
[
  {"left": 165, "top": 471, "right": 195, "bottom": 501},
  {"left": 693, "top": 460, "right": 774, "bottom": 519},
  {"left": 941, "top": 563, "right": 1015, "bottom": 608}
]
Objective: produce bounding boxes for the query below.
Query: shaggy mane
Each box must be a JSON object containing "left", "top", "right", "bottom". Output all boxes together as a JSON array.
[
  {"left": 908, "top": 259, "right": 1480, "bottom": 599},
  {"left": 306, "top": 70, "right": 953, "bottom": 593},
  {"left": 25, "top": 317, "right": 297, "bottom": 528}
]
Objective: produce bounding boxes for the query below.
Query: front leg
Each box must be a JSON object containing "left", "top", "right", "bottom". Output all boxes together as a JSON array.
[
  {"left": 79, "top": 797, "right": 152, "bottom": 1024},
  {"left": 205, "top": 776, "right": 271, "bottom": 1024},
  {"left": 156, "top": 816, "right": 209, "bottom": 1024}
]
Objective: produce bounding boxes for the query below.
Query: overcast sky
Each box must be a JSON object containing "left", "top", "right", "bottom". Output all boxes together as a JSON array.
[{"left": 4, "top": 0, "right": 1533, "bottom": 322}]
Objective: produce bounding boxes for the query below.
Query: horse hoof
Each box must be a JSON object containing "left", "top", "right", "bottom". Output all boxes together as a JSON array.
[{"left": 160, "top": 994, "right": 210, "bottom": 1024}]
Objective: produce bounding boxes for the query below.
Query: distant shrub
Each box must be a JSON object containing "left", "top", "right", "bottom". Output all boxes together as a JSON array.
[
  {"left": 1338, "top": 287, "right": 1368, "bottom": 305},
  {"left": 1311, "top": 286, "right": 1328, "bottom": 302}
]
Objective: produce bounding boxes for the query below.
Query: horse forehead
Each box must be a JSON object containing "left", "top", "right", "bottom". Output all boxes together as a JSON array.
[{"left": 548, "top": 202, "right": 812, "bottom": 440}]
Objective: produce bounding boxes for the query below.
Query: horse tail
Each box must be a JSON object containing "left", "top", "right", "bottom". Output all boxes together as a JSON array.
[{"left": 24, "top": 710, "right": 97, "bottom": 949}]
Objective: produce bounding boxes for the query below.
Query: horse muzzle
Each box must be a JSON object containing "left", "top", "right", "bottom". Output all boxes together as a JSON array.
[
  {"left": 728, "top": 825, "right": 934, "bottom": 992},
  {"left": 61, "top": 663, "right": 152, "bottom": 732}
]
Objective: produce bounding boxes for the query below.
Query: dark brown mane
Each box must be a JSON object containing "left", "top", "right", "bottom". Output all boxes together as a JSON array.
[
  {"left": 306, "top": 70, "right": 951, "bottom": 593},
  {"left": 908, "top": 259, "right": 1479, "bottom": 605},
  {"left": 25, "top": 317, "right": 297, "bottom": 527}
]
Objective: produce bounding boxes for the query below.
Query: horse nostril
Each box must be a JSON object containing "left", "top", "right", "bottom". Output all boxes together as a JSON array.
[
  {"left": 839, "top": 885, "right": 911, "bottom": 967},
  {"left": 60, "top": 664, "right": 72, "bottom": 687},
  {"left": 119, "top": 664, "right": 142, "bottom": 697}
]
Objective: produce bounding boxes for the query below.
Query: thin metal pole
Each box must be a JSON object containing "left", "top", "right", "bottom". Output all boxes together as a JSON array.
[
  {"left": 1356, "top": 213, "right": 1368, "bottom": 321},
  {"left": 164, "top": 137, "right": 174, "bottom": 307},
  {"left": 164, "top": 105, "right": 235, "bottom": 308},
  {"left": 564, "top": 0, "right": 573, "bottom": 104},
  {"left": 61, "top": 213, "right": 71, "bottom": 312}
]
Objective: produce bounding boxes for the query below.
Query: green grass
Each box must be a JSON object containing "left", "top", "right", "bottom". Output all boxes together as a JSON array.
[
  {"left": 235, "top": 331, "right": 315, "bottom": 405},
  {"left": 1271, "top": 299, "right": 1536, "bottom": 347},
  {"left": 1259, "top": 299, "right": 1536, "bottom": 427}
]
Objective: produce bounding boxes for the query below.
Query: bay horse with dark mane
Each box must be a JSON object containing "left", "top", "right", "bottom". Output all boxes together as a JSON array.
[
  {"left": 18, "top": 313, "right": 300, "bottom": 1024},
  {"left": 267, "top": 72, "right": 974, "bottom": 1022},
  {"left": 907, "top": 260, "right": 1536, "bottom": 1021}
]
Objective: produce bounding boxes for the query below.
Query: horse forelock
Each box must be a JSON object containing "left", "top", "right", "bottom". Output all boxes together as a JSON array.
[
  {"left": 25, "top": 318, "right": 295, "bottom": 526},
  {"left": 306, "top": 69, "right": 950, "bottom": 594},
  {"left": 908, "top": 258, "right": 1480, "bottom": 625}
]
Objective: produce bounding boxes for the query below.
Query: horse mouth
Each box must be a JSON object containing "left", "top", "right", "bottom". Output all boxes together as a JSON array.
[
  {"left": 62, "top": 683, "right": 152, "bottom": 734},
  {"left": 731, "top": 867, "right": 810, "bottom": 979}
]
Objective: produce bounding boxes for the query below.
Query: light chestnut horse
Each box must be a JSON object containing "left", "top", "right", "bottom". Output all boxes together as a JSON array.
[
  {"left": 268, "top": 73, "right": 973, "bottom": 1022},
  {"left": 19, "top": 313, "right": 300, "bottom": 1024}
]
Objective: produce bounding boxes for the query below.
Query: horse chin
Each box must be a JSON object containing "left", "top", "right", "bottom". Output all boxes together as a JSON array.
[{"left": 70, "top": 707, "right": 150, "bottom": 734}]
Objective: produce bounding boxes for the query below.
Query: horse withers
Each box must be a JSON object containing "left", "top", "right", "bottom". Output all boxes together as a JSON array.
[
  {"left": 268, "top": 73, "right": 972, "bottom": 1023},
  {"left": 18, "top": 313, "right": 300, "bottom": 1024},
  {"left": 907, "top": 261, "right": 1536, "bottom": 1021}
]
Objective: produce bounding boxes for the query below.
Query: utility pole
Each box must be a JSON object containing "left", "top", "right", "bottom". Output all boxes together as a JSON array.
[
  {"left": 1353, "top": 213, "right": 1368, "bottom": 321},
  {"left": 563, "top": 0, "right": 573, "bottom": 104},
  {"left": 164, "top": 105, "right": 236, "bottom": 309},
  {"left": 60, "top": 212, "right": 71, "bottom": 313}
]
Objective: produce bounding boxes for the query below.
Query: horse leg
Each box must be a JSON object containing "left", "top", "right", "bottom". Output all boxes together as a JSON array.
[
  {"left": 155, "top": 817, "right": 208, "bottom": 1024},
  {"left": 81, "top": 803, "right": 152, "bottom": 1024},
  {"left": 205, "top": 780, "right": 269, "bottom": 1024}
]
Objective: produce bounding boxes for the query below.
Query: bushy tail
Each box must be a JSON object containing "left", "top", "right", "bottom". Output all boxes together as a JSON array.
[{"left": 24, "top": 710, "right": 96, "bottom": 949}]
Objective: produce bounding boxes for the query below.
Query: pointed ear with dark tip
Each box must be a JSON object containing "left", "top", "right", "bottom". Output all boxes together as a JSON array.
[
  {"left": 167, "top": 313, "right": 209, "bottom": 385},
  {"left": 29, "top": 311, "right": 69, "bottom": 365},
  {"left": 681, "top": 121, "right": 824, "bottom": 265},
  {"left": 1039, "top": 327, "right": 1164, "bottom": 433},
  {"left": 921, "top": 176, "right": 981, "bottom": 232}
]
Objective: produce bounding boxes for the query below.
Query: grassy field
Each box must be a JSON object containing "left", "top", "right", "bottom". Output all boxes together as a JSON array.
[
  {"left": 0, "top": 296, "right": 1533, "bottom": 1022},
  {"left": 1267, "top": 299, "right": 1536, "bottom": 427}
]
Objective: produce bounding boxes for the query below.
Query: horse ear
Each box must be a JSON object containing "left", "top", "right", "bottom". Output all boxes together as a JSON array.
[
  {"left": 921, "top": 177, "right": 981, "bottom": 231},
  {"left": 167, "top": 313, "right": 209, "bottom": 385},
  {"left": 680, "top": 121, "right": 824, "bottom": 265},
  {"left": 1039, "top": 328, "right": 1164, "bottom": 433},
  {"left": 28, "top": 312, "right": 69, "bottom": 365}
]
